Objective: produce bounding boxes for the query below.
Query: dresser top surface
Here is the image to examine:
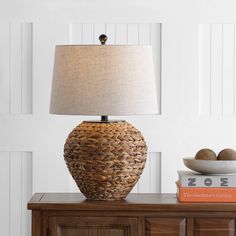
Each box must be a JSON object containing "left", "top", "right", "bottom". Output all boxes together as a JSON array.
[{"left": 28, "top": 193, "right": 236, "bottom": 212}]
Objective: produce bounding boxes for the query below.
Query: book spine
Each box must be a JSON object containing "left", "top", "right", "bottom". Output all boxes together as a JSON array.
[
  {"left": 179, "top": 175, "right": 236, "bottom": 188},
  {"left": 177, "top": 186, "right": 236, "bottom": 202}
]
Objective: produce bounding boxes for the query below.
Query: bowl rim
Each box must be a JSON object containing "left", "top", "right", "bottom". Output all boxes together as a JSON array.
[{"left": 183, "top": 157, "right": 236, "bottom": 162}]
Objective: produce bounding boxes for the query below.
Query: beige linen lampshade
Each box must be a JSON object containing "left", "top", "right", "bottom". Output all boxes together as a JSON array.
[{"left": 50, "top": 45, "right": 158, "bottom": 116}]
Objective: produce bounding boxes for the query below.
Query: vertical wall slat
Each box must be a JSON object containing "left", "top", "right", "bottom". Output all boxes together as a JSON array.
[
  {"left": 138, "top": 153, "right": 150, "bottom": 193},
  {"left": 0, "top": 24, "right": 10, "bottom": 114},
  {"left": 0, "top": 151, "right": 32, "bottom": 236},
  {"left": 94, "top": 23, "right": 106, "bottom": 44},
  {"left": 133, "top": 152, "right": 161, "bottom": 193},
  {"left": 138, "top": 23, "right": 151, "bottom": 45},
  {"left": 70, "top": 23, "right": 83, "bottom": 44},
  {"left": 150, "top": 152, "right": 161, "bottom": 193},
  {"left": 210, "top": 24, "right": 223, "bottom": 116},
  {"left": 151, "top": 23, "right": 161, "bottom": 114},
  {"left": 199, "top": 24, "right": 211, "bottom": 116},
  {"left": 105, "top": 23, "right": 116, "bottom": 44},
  {"left": 9, "top": 152, "right": 22, "bottom": 236},
  {"left": 199, "top": 23, "right": 236, "bottom": 116},
  {"left": 21, "top": 23, "right": 33, "bottom": 114},
  {"left": 115, "top": 23, "right": 127, "bottom": 44},
  {"left": 222, "top": 24, "right": 234, "bottom": 115},
  {"left": 21, "top": 152, "right": 32, "bottom": 236},
  {"left": 10, "top": 23, "right": 22, "bottom": 114},
  {"left": 0, "top": 152, "right": 10, "bottom": 236},
  {"left": 127, "top": 24, "right": 139, "bottom": 45},
  {"left": 82, "top": 23, "right": 94, "bottom": 44}
]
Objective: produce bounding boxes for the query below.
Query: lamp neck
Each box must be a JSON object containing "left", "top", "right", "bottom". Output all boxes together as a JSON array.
[{"left": 101, "top": 116, "right": 108, "bottom": 122}]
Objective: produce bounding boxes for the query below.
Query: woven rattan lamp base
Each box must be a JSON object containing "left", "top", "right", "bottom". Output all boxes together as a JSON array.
[{"left": 64, "top": 121, "right": 147, "bottom": 200}]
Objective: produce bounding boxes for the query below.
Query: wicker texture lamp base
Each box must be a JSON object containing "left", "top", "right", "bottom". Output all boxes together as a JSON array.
[{"left": 64, "top": 121, "right": 147, "bottom": 200}]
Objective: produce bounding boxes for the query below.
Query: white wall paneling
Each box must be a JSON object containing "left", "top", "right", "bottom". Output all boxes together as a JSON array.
[
  {"left": 82, "top": 23, "right": 94, "bottom": 44},
  {"left": 0, "top": 24, "right": 10, "bottom": 114},
  {"left": 199, "top": 24, "right": 236, "bottom": 116},
  {"left": 0, "top": 23, "right": 33, "bottom": 114},
  {"left": 0, "top": 151, "right": 32, "bottom": 236},
  {"left": 106, "top": 24, "right": 116, "bottom": 44},
  {"left": 0, "top": 152, "right": 10, "bottom": 236},
  {"left": 132, "top": 152, "right": 161, "bottom": 193},
  {"left": 115, "top": 23, "right": 127, "bottom": 44},
  {"left": 94, "top": 24, "right": 106, "bottom": 44},
  {"left": 21, "top": 23, "right": 33, "bottom": 114}
]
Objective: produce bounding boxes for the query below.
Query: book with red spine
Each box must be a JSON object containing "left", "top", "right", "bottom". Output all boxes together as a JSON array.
[{"left": 176, "top": 181, "right": 236, "bottom": 202}]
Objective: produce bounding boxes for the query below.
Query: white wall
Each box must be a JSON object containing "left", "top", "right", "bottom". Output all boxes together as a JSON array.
[{"left": 1, "top": 0, "right": 236, "bottom": 235}]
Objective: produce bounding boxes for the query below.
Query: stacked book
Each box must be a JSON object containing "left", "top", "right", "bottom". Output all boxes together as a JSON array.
[{"left": 177, "top": 170, "right": 236, "bottom": 202}]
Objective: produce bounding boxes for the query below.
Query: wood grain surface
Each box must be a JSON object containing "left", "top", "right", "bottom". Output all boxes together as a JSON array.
[{"left": 28, "top": 193, "right": 236, "bottom": 236}]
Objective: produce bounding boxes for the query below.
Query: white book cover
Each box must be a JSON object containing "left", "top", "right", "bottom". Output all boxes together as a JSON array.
[{"left": 178, "top": 170, "right": 236, "bottom": 188}]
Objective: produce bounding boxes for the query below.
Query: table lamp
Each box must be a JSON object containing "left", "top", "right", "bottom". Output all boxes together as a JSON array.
[{"left": 50, "top": 34, "right": 158, "bottom": 200}]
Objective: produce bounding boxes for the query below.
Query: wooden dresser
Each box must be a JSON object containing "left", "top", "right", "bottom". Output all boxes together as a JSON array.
[{"left": 28, "top": 193, "right": 236, "bottom": 236}]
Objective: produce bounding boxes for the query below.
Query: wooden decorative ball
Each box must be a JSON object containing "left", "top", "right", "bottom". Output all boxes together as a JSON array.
[
  {"left": 218, "top": 148, "right": 236, "bottom": 160},
  {"left": 195, "top": 148, "right": 217, "bottom": 160},
  {"left": 64, "top": 121, "right": 147, "bottom": 200}
]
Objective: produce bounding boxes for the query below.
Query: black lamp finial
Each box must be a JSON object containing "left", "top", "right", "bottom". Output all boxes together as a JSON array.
[{"left": 99, "top": 34, "right": 108, "bottom": 45}]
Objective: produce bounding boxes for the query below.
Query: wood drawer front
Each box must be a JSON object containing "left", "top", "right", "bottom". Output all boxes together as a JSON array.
[
  {"left": 49, "top": 216, "right": 138, "bottom": 236},
  {"left": 194, "top": 218, "right": 235, "bottom": 236},
  {"left": 60, "top": 228, "right": 124, "bottom": 236},
  {"left": 145, "top": 217, "right": 186, "bottom": 236}
]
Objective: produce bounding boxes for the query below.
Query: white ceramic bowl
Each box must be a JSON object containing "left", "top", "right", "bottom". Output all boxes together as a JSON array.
[{"left": 183, "top": 157, "right": 236, "bottom": 175}]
